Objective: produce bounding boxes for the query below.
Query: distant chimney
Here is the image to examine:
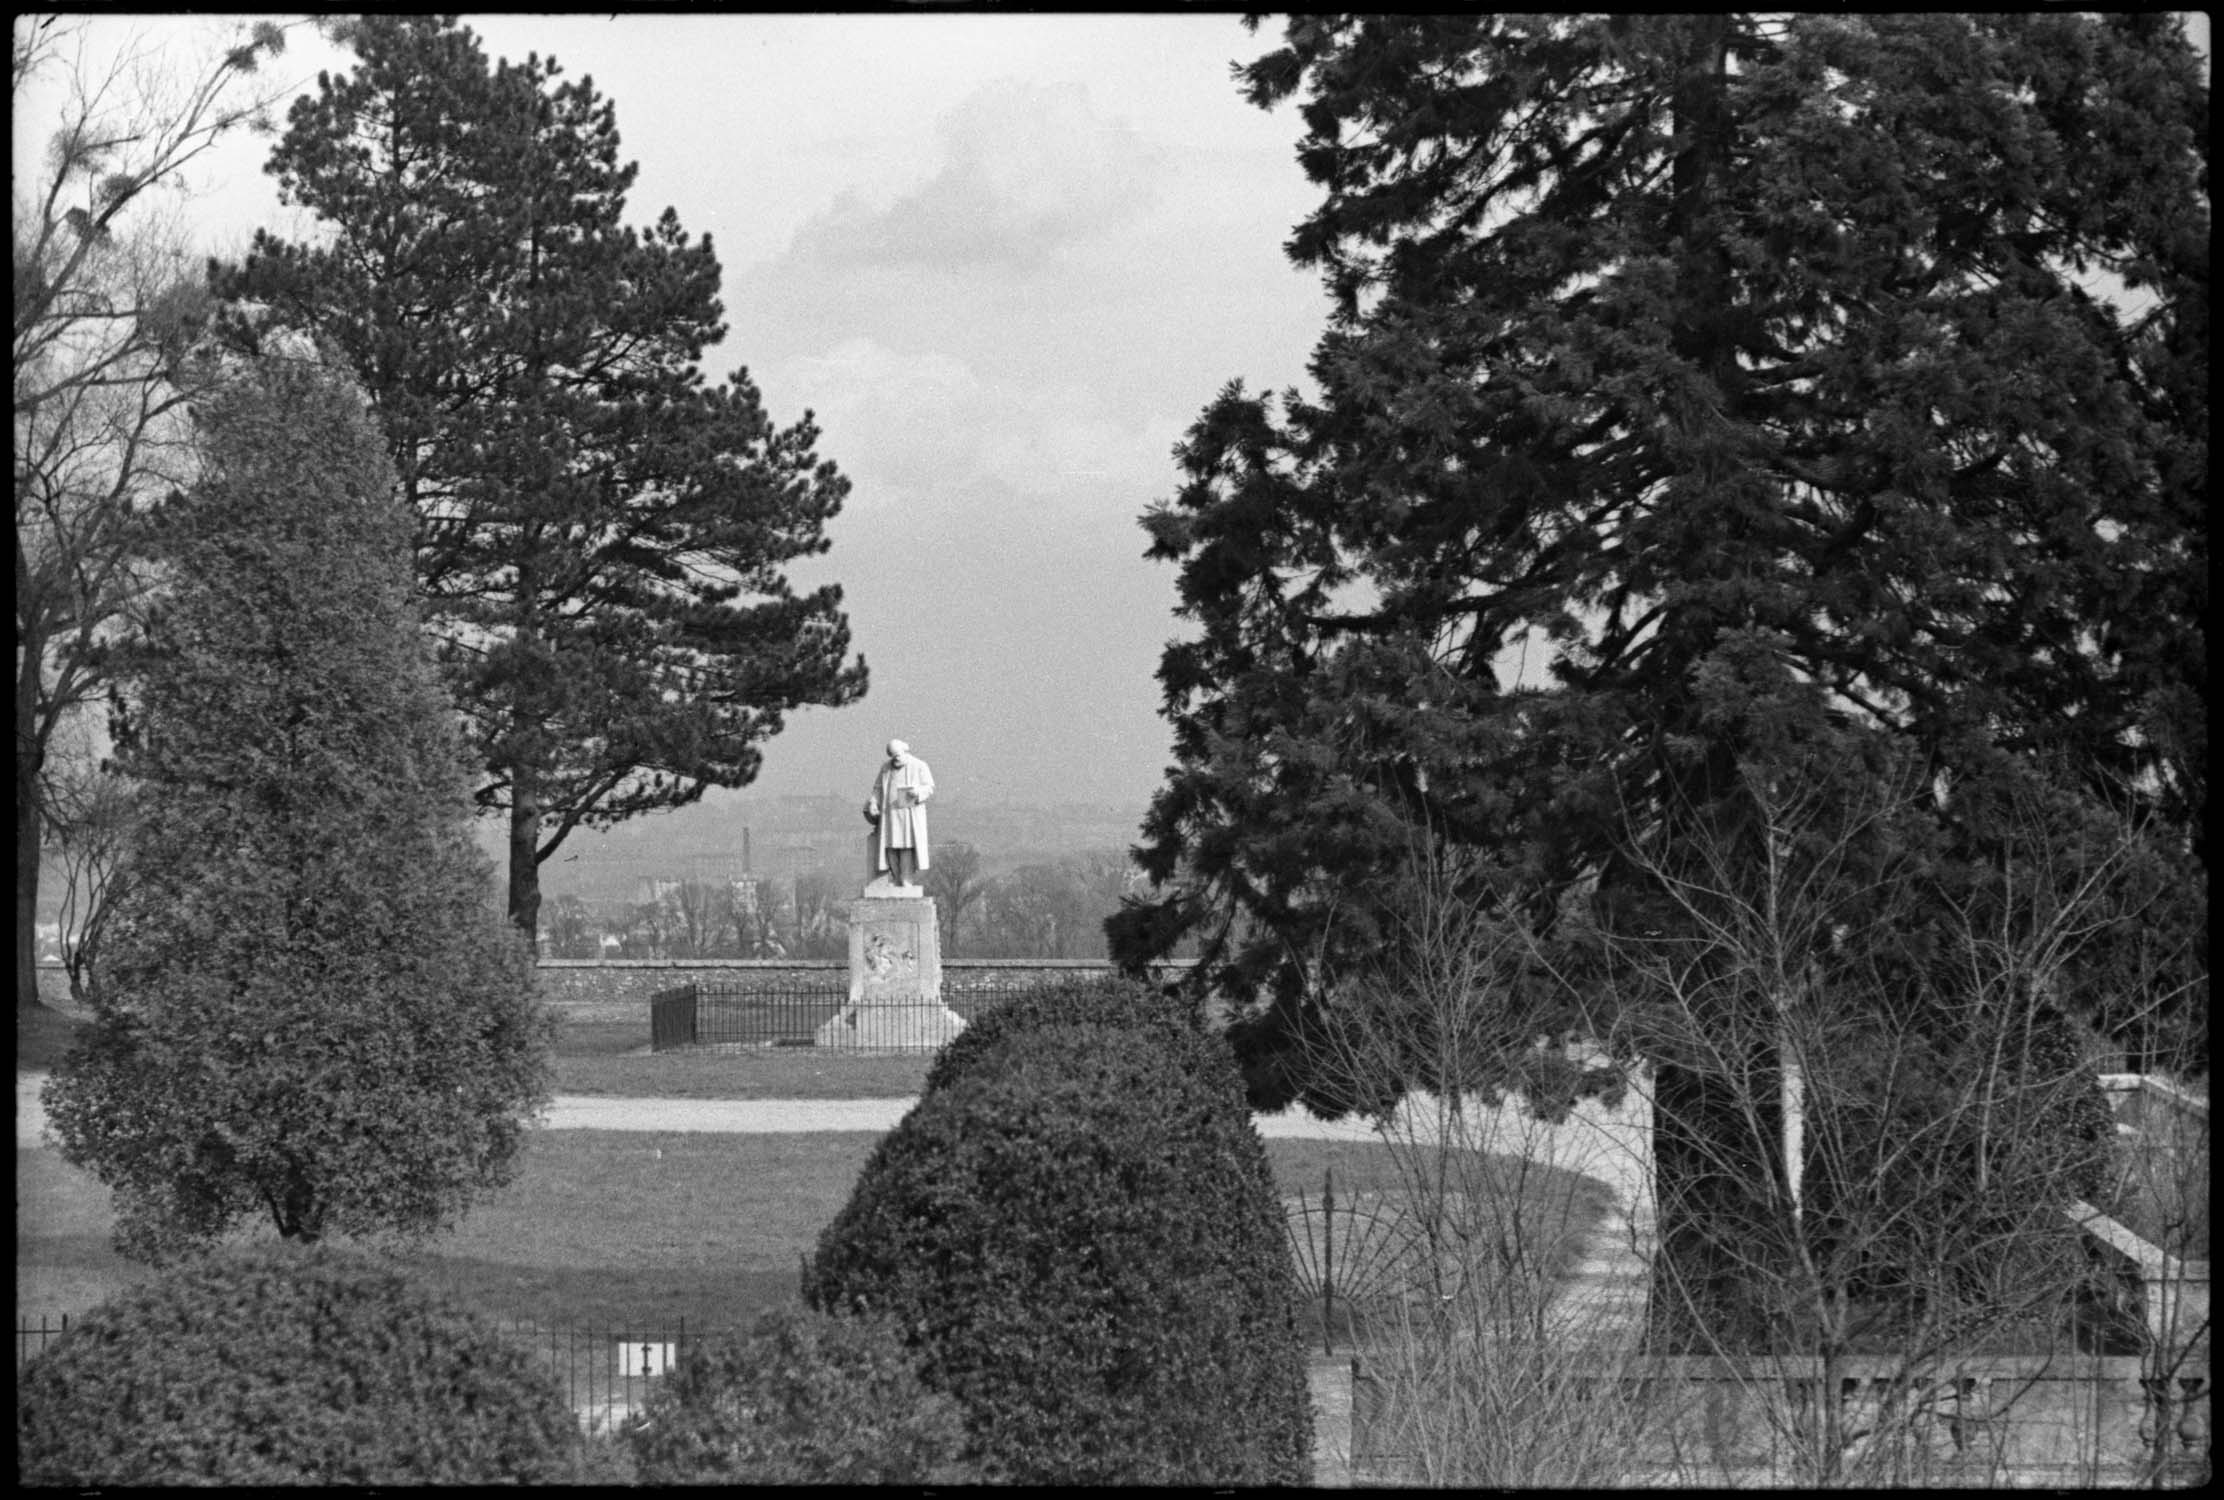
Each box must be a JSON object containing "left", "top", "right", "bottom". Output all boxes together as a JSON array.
[{"left": 743, "top": 825, "right": 751, "bottom": 873}]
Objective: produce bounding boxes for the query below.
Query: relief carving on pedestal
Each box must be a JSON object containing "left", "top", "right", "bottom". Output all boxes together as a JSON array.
[{"left": 862, "top": 928, "right": 918, "bottom": 982}]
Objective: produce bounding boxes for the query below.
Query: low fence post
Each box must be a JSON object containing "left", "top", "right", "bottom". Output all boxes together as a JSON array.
[{"left": 1323, "top": 1167, "right": 1336, "bottom": 1357}]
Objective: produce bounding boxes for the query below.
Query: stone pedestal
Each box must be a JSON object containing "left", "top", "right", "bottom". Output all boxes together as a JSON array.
[{"left": 815, "top": 895, "right": 967, "bottom": 1049}]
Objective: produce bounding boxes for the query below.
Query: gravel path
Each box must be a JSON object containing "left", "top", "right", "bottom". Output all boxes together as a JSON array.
[
  {"left": 537, "top": 1093, "right": 1447, "bottom": 1140},
  {"left": 18, "top": 1071, "right": 1399, "bottom": 1145},
  {"left": 20, "top": 1070, "right": 1648, "bottom": 1193}
]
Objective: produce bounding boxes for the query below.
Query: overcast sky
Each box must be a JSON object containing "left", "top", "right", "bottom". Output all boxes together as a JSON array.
[{"left": 17, "top": 12, "right": 1333, "bottom": 817}]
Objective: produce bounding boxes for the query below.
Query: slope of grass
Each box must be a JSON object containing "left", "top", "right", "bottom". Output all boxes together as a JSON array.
[
  {"left": 551, "top": 1023, "right": 935, "bottom": 1099},
  {"left": 20, "top": 998, "right": 1615, "bottom": 1342},
  {"left": 16, "top": 1002, "right": 81, "bottom": 1073},
  {"left": 16, "top": 1131, "right": 883, "bottom": 1332},
  {"left": 21, "top": 1010, "right": 941, "bottom": 1101},
  {"left": 18, "top": 1128, "right": 1609, "bottom": 1338}
]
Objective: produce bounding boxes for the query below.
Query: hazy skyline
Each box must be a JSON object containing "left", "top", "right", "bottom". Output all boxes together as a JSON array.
[{"left": 15, "top": 13, "right": 1335, "bottom": 821}]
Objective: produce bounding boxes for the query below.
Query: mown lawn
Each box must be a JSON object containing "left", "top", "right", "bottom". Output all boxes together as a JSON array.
[
  {"left": 15, "top": 1001, "right": 81, "bottom": 1074},
  {"left": 19, "top": 1001, "right": 1613, "bottom": 1339},
  {"left": 21, "top": 1009, "right": 939, "bottom": 1101},
  {"left": 17, "top": 1128, "right": 1608, "bottom": 1337},
  {"left": 551, "top": 1022, "right": 936, "bottom": 1099}
]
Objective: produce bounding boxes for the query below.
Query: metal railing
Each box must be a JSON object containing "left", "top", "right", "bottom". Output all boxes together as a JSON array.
[
  {"left": 648, "top": 961, "right": 1199, "bottom": 1051},
  {"left": 496, "top": 1317, "right": 725, "bottom": 1431},
  {"left": 18, "top": 1311, "right": 730, "bottom": 1433},
  {"left": 17, "top": 1310, "right": 68, "bottom": 1369}
]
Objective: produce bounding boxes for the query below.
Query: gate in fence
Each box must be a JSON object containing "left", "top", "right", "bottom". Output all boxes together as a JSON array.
[{"left": 496, "top": 1319, "right": 723, "bottom": 1432}]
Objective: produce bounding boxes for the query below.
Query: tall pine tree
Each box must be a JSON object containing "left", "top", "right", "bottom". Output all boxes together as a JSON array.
[
  {"left": 213, "top": 16, "right": 867, "bottom": 945},
  {"left": 44, "top": 350, "right": 552, "bottom": 1260},
  {"left": 1114, "top": 13, "right": 2207, "bottom": 1348}
]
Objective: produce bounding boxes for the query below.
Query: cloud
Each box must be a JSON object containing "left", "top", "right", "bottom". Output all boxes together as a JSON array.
[
  {"left": 772, "top": 336, "right": 1184, "bottom": 532},
  {"left": 787, "top": 79, "right": 1165, "bottom": 273},
  {"left": 779, "top": 338, "right": 983, "bottom": 501}
]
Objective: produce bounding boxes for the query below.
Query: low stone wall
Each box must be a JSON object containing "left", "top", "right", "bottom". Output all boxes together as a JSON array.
[{"left": 533, "top": 960, "right": 840, "bottom": 1019}]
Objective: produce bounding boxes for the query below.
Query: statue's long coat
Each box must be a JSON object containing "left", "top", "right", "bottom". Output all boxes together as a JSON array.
[{"left": 868, "top": 754, "right": 933, "bottom": 873}]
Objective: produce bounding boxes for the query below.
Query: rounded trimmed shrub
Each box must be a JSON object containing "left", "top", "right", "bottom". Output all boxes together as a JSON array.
[
  {"left": 807, "top": 1017, "right": 1313, "bottom": 1485},
  {"left": 923, "top": 971, "right": 1211, "bottom": 1096},
  {"left": 626, "top": 1305, "right": 977, "bottom": 1484},
  {"left": 17, "top": 1244, "right": 576, "bottom": 1485}
]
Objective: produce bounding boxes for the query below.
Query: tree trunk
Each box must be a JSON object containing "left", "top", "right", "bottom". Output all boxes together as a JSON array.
[
  {"left": 508, "top": 766, "right": 541, "bottom": 956},
  {"left": 1642, "top": 12, "right": 1795, "bottom": 1355},
  {"left": 17, "top": 643, "right": 49, "bottom": 1011},
  {"left": 1647, "top": 1048, "right": 1788, "bottom": 1353},
  {"left": 17, "top": 771, "right": 46, "bottom": 1012}
]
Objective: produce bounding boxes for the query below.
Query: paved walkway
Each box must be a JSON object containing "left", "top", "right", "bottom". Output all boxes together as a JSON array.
[
  {"left": 16, "top": 1076, "right": 1425, "bottom": 1146},
  {"left": 18, "top": 1071, "right": 1648, "bottom": 1174},
  {"left": 539, "top": 1093, "right": 1435, "bottom": 1137}
]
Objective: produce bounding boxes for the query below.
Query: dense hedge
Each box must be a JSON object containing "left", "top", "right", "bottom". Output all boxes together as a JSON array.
[
  {"left": 922, "top": 971, "right": 1209, "bottom": 1096},
  {"left": 807, "top": 1013, "right": 1312, "bottom": 1484},
  {"left": 627, "top": 1305, "right": 977, "bottom": 1483},
  {"left": 17, "top": 1245, "right": 576, "bottom": 1485}
]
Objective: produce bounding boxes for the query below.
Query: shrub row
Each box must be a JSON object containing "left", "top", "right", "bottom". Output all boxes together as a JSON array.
[
  {"left": 18, "top": 1243, "right": 979, "bottom": 1487},
  {"left": 627, "top": 1305, "right": 976, "bottom": 1483},
  {"left": 804, "top": 975, "right": 1314, "bottom": 1484}
]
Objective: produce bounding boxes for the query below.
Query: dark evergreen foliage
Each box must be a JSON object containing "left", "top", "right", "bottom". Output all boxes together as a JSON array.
[
  {"left": 626, "top": 1305, "right": 978, "bottom": 1484},
  {"left": 212, "top": 15, "right": 867, "bottom": 943},
  {"left": 806, "top": 1018, "right": 1313, "bottom": 1485},
  {"left": 16, "top": 1244, "right": 576, "bottom": 1485},
  {"left": 41, "top": 355, "right": 552, "bottom": 1260},
  {"left": 1113, "top": 10, "right": 2207, "bottom": 1096},
  {"left": 1111, "top": 12, "right": 2207, "bottom": 1352}
]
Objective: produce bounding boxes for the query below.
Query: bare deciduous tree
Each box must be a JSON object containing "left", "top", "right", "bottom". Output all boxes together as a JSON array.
[
  {"left": 35, "top": 713, "right": 135, "bottom": 1004},
  {"left": 922, "top": 840, "right": 984, "bottom": 957},
  {"left": 14, "top": 13, "right": 292, "bottom": 1008},
  {"left": 1298, "top": 765, "right": 2205, "bottom": 1484}
]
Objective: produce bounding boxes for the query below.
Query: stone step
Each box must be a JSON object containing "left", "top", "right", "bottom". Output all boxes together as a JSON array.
[{"left": 1307, "top": 1352, "right": 1355, "bottom": 1487}]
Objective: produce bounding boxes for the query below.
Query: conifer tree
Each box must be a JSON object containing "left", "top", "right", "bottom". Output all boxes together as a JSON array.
[
  {"left": 214, "top": 15, "right": 867, "bottom": 946},
  {"left": 1113, "top": 13, "right": 2208, "bottom": 1348},
  {"left": 43, "top": 351, "right": 553, "bottom": 1261}
]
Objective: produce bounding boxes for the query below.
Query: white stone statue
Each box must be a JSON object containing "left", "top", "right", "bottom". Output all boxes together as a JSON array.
[{"left": 863, "top": 738, "right": 933, "bottom": 894}]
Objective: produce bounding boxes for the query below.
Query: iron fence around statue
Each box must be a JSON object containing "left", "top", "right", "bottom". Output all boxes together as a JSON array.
[{"left": 648, "top": 960, "right": 1198, "bottom": 1050}]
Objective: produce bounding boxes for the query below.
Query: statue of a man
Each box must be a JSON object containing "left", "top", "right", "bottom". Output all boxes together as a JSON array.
[{"left": 864, "top": 738, "right": 934, "bottom": 891}]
